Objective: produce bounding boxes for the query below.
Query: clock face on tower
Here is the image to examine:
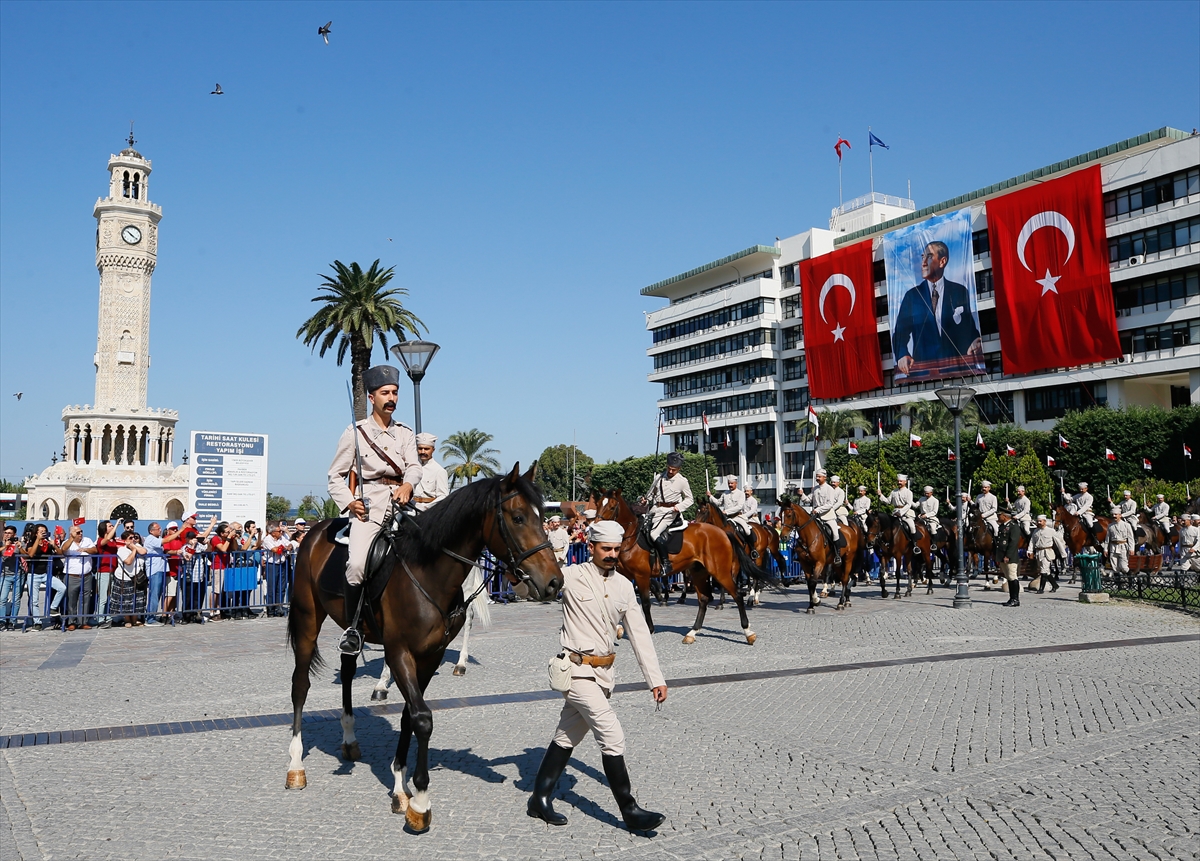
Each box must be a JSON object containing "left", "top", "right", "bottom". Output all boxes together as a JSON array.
[{"left": 121, "top": 225, "right": 142, "bottom": 245}]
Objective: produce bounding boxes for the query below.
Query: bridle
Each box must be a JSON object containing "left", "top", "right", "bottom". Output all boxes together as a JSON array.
[{"left": 442, "top": 488, "right": 552, "bottom": 595}]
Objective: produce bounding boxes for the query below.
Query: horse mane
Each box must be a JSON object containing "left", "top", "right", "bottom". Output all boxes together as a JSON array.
[{"left": 398, "top": 474, "right": 543, "bottom": 566}]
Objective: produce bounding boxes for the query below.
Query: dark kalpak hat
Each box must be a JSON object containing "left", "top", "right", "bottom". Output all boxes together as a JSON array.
[
  {"left": 666, "top": 451, "right": 684, "bottom": 467},
  {"left": 363, "top": 365, "right": 401, "bottom": 393}
]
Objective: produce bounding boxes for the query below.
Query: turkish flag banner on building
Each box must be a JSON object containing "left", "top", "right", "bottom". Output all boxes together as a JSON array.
[
  {"left": 987, "top": 164, "right": 1122, "bottom": 375},
  {"left": 799, "top": 240, "right": 883, "bottom": 399}
]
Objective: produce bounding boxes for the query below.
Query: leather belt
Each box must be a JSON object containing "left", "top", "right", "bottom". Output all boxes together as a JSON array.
[
  {"left": 569, "top": 652, "right": 615, "bottom": 668},
  {"left": 656, "top": 502, "right": 676, "bottom": 508},
  {"left": 366, "top": 477, "right": 404, "bottom": 486}
]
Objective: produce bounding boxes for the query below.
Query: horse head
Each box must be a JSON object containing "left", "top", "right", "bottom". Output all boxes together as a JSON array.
[{"left": 486, "top": 462, "right": 562, "bottom": 601}]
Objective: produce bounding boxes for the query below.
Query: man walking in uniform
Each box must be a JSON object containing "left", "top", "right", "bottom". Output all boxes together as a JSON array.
[
  {"left": 646, "top": 452, "right": 693, "bottom": 578},
  {"left": 327, "top": 365, "right": 422, "bottom": 655},
  {"left": 1105, "top": 507, "right": 1135, "bottom": 577},
  {"left": 527, "top": 520, "right": 668, "bottom": 832},
  {"left": 996, "top": 507, "right": 1023, "bottom": 607},
  {"left": 411, "top": 432, "right": 449, "bottom": 512},
  {"left": 1029, "top": 514, "right": 1066, "bottom": 593},
  {"left": 1180, "top": 514, "right": 1200, "bottom": 572}
]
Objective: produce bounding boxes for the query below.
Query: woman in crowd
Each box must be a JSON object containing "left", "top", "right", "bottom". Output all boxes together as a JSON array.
[
  {"left": 113, "top": 530, "right": 147, "bottom": 627},
  {"left": 94, "top": 520, "right": 121, "bottom": 627},
  {"left": 207, "top": 522, "right": 233, "bottom": 620},
  {"left": 22, "top": 524, "right": 65, "bottom": 630}
]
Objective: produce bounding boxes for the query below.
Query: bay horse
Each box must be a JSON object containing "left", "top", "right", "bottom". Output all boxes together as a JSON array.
[
  {"left": 1134, "top": 511, "right": 1175, "bottom": 557},
  {"left": 593, "top": 488, "right": 770, "bottom": 645},
  {"left": 962, "top": 503, "right": 998, "bottom": 579},
  {"left": 864, "top": 510, "right": 931, "bottom": 599},
  {"left": 694, "top": 500, "right": 789, "bottom": 603},
  {"left": 285, "top": 464, "right": 561, "bottom": 832},
  {"left": 777, "top": 499, "right": 861, "bottom": 612},
  {"left": 1055, "top": 493, "right": 1110, "bottom": 556}
]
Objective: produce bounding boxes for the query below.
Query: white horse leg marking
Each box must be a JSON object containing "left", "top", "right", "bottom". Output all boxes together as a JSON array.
[
  {"left": 288, "top": 730, "right": 304, "bottom": 772},
  {"left": 340, "top": 712, "right": 357, "bottom": 748},
  {"left": 455, "top": 604, "right": 472, "bottom": 673},
  {"left": 393, "top": 761, "right": 410, "bottom": 804},
  {"left": 374, "top": 661, "right": 392, "bottom": 694},
  {"left": 409, "top": 787, "right": 430, "bottom": 815}
]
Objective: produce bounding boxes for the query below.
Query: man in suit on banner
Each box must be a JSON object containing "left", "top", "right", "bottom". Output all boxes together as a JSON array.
[{"left": 893, "top": 241, "right": 983, "bottom": 378}]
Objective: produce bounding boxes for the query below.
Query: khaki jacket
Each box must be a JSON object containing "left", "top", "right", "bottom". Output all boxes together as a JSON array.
[{"left": 327, "top": 419, "right": 422, "bottom": 524}]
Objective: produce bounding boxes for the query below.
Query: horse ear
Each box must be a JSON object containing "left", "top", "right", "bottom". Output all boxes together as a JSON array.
[
  {"left": 524, "top": 461, "right": 538, "bottom": 482},
  {"left": 504, "top": 462, "right": 521, "bottom": 486}
]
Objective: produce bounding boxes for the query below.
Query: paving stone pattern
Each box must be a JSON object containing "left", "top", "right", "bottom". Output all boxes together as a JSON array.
[{"left": 0, "top": 584, "right": 1197, "bottom": 860}]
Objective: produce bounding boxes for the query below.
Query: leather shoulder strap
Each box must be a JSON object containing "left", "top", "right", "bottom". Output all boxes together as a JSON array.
[{"left": 357, "top": 425, "right": 405, "bottom": 477}]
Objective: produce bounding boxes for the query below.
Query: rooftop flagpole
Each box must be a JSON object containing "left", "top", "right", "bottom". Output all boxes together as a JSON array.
[{"left": 869, "top": 126, "right": 874, "bottom": 196}]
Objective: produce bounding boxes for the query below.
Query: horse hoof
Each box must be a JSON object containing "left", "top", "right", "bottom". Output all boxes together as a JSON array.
[
  {"left": 370, "top": 689, "right": 388, "bottom": 701},
  {"left": 285, "top": 769, "right": 307, "bottom": 790},
  {"left": 452, "top": 665, "right": 467, "bottom": 676},
  {"left": 836, "top": 604, "right": 844, "bottom": 611},
  {"left": 682, "top": 634, "right": 695, "bottom": 645},
  {"left": 745, "top": 632, "right": 756, "bottom": 645},
  {"left": 392, "top": 792, "right": 410, "bottom": 815},
  {"left": 805, "top": 607, "right": 815, "bottom": 614},
  {"left": 405, "top": 804, "right": 432, "bottom": 833},
  {"left": 341, "top": 742, "right": 361, "bottom": 761}
]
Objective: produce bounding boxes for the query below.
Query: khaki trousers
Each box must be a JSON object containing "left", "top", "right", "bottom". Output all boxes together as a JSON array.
[
  {"left": 1000, "top": 561, "right": 1018, "bottom": 582},
  {"left": 1109, "top": 548, "right": 1130, "bottom": 574},
  {"left": 649, "top": 509, "right": 677, "bottom": 541},
  {"left": 347, "top": 517, "right": 384, "bottom": 586},
  {"left": 552, "top": 678, "right": 625, "bottom": 756}
]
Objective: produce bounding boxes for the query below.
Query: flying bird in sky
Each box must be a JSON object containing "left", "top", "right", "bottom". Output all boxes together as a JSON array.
[
  {"left": 12, "top": 392, "right": 22, "bottom": 400},
  {"left": 211, "top": 83, "right": 224, "bottom": 95},
  {"left": 319, "top": 22, "right": 332, "bottom": 45}
]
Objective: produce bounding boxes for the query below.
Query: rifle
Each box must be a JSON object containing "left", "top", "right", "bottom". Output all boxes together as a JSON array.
[{"left": 346, "top": 382, "right": 369, "bottom": 518}]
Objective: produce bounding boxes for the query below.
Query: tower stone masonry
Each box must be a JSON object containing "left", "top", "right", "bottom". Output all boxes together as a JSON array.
[{"left": 24, "top": 137, "right": 188, "bottom": 522}]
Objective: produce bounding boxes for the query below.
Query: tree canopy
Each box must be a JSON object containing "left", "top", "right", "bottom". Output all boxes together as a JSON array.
[
  {"left": 442, "top": 429, "right": 502, "bottom": 488},
  {"left": 590, "top": 451, "right": 717, "bottom": 518},
  {"left": 534, "top": 444, "right": 594, "bottom": 502}
]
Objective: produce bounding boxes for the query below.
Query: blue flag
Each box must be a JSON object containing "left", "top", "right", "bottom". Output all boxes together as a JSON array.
[{"left": 869, "top": 131, "right": 889, "bottom": 150}]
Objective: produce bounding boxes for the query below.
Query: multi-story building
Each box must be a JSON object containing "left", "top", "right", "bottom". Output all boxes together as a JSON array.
[{"left": 643, "top": 127, "right": 1199, "bottom": 510}]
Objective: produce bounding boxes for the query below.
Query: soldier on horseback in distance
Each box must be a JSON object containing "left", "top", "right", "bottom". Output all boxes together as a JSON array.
[
  {"left": 880, "top": 474, "right": 920, "bottom": 554},
  {"left": 326, "top": 365, "right": 422, "bottom": 656},
  {"left": 645, "top": 451, "right": 693, "bottom": 578},
  {"left": 809, "top": 468, "right": 843, "bottom": 566}
]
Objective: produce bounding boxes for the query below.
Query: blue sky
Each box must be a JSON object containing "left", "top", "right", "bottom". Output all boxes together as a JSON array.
[{"left": 1, "top": 1, "right": 1197, "bottom": 501}]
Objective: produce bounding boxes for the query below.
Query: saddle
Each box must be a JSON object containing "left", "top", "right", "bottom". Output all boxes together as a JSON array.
[
  {"left": 318, "top": 518, "right": 395, "bottom": 610},
  {"left": 637, "top": 515, "right": 687, "bottom": 555}
]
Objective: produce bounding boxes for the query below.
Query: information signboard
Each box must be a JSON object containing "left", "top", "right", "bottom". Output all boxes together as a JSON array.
[{"left": 187, "top": 431, "right": 268, "bottom": 526}]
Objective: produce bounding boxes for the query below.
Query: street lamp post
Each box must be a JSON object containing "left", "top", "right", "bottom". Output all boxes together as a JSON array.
[
  {"left": 936, "top": 385, "right": 976, "bottom": 610},
  {"left": 391, "top": 340, "right": 441, "bottom": 435}
]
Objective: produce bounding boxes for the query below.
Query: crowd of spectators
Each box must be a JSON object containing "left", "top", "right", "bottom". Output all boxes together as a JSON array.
[{"left": 0, "top": 514, "right": 311, "bottom": 632}]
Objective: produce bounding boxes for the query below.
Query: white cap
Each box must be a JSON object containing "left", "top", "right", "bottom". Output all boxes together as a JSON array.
[
  {"left": 815, "top": 468, "right": 828, "bottom": 478},
  {"left": 857, "top": 485, "right": 867, "bottom": 491},
  {"left": 166, "top": 521, "right": 179, "bottom": 529},
  {"left": 1123, "top": 490, "right": 1132, "bottom": 496},
  {"left": 1079, "top": 481, "right": 1088, "bottom": 488},
  {"left": 1017, "top": 485, "right": 1026, "bottom": 492},
  {"left": 415, "top": 432, "right": 437, "bottom": 446},
  {"left": 294, "top": 518, "right": 307, "bottom": 525},
  {"left": 727, "top": 475, "right": 738, "bottom": 485},
  {"left": 830, "top": 475, "right": 841, "bottom": 484},
  {"left": 897, "top": 474, "right": 908, "bottom": 482},
  {"left": 587, "top": 520, "right": 625, "bottom": 543},
  {"left": 583, "top": 509, "right": 597, "bottom": 519},
  {"left": 549, "top": 515, "right": 561, "bottom": 522},
  {"left": 981, "top": 480, "right": 992, "bottom": 488},
  {"left": 1037, "top": 514, "right": 1048, "bottom": 521},
  {"left": 923, "top": 485, "right": 933, "bottom": 492},
  {"left": 1157, "top": 494, "right": 1164, "bottom": 499}
]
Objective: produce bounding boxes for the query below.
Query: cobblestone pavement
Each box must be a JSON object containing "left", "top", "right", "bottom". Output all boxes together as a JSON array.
[{"left": 1, "top": 582, "right": 1197, "bottom": 860}]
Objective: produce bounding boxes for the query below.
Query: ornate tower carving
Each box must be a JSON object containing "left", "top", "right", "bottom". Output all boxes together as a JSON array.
[{"left": 92, "top": 134, "right": 161, "bottom": 410}]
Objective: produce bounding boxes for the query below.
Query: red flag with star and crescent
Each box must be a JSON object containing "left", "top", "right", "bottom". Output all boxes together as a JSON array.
[
  {"left": 987, "top": 164, "right": 1121, "bottom": 375},
  {"left": 799, "top": 240, "right": 883, "bottom": 399}
]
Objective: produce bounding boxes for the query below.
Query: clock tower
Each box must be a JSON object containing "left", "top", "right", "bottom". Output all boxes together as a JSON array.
[
  {"left": 23, "top": 133, "right": 188, "bottom": 522},
  {"left": 93, "top": 133, "right": 161, "bottom": 410}
]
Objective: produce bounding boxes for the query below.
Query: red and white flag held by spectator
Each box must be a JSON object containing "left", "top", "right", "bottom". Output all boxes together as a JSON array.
[
  {"left": 1105, "top": 448, "right": 1116, "bottom": 461},
  {"left": 1046, "top": 454, "right": 1056, "bottom": 467},
  {"left": 799, "top": 240, "right": 884, "bottom": 399},
  {"left": 976, "top": 431, "right": 986, "bottom": 450},
  {"left": 1005, "top": 444, "right": 1017, "bottom": 457},
  {"left": 988, "top": 164, "right": 1122, "bottom": 375},
  {"left": 909, "top": 433, "right": 922, "bottom": 448},
  {"left": 1058, "top": 434, "right": 1070, "bottom": 449},
  {"left": 947, "top": 447, "right": 957, "bottom": 462},
  {"left": 1143, "top": 457, "right": 1152, "bottom": 471},
  {"left": 1185, "top": 443, "right": 1193, "bottom": 459},
  {"left": 848, "top": 441, "right": 859, "bottom": 456}
]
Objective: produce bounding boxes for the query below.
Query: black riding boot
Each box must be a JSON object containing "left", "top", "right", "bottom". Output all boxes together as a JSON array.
[
  {"left": 655, "top": 535, "right": 672, "bottom": 579},
  {"left": 527, "top": 743, "right": 572, "bottom": 825},
  {"left": 1002, "top": 579, "right": 1020, "bottom": 607},
  {"left": 339, "top": 580, "right": 365, "bottom": 655},
  {"left": 602, "top": 754, "right": 665, "bottom": 832},
  {"left": 1047, "top": 568, "right": 1060, "bottom": 592}
]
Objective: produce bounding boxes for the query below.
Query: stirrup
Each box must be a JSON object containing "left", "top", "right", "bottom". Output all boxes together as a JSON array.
[{"left": 339, "top": 626, "right": 364, "bottom": 655}]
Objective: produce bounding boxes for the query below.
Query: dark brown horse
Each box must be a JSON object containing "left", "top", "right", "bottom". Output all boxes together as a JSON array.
[
  {"left": 1055, "top": 494, "right": 1110, "bottom": 556},
  {"left": 593, "top": 489, "right": 767, "bottom": 645},
  {"left": 1134, "top": 511, "right": 1175, "bottom": 556},
  {"left": 864, "top": 510, "right": 932, "bottom": 599},
  {"left": 962, "top": 502, "right": 998, "bottom": 578},
  {"left": 694, "top": 500, "right": 789, "bottom": 600},
  {"left": 284, "top": 464, "right": 561, "bottom": 832},
  {"left": 777, "top": 499, "right": 861, "bottom": 612}
]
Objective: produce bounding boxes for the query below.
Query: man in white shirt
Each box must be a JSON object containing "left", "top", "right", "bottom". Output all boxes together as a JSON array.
[
  {"left": 60, "top": 520, "right": 97, "bottom": 630},
  {"left": 547, "top": 515, "right": 571, "bottom": 564},
  {"left": 412, "top": 432, "right": 449, "bottom": 512},
  {"left": 261, "top": 522, "right": 294, "bottom": 617}
]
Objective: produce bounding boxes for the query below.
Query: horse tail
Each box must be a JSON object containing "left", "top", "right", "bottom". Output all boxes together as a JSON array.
[
  {"left": 731, "top": 531, "right": 779, "bottom": 587},
  {"left": 464, "top": 564, "right": 492, "bottom": 627}
]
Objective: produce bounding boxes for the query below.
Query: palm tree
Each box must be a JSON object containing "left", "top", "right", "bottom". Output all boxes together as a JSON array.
[
  {"left": 794, "top": 407, "right": 870, "bottom": 448},
  {"left": 296, "top": 260, "right": 426, "bottom": 420},
  {"left": 904, "top": 397, "right": 985, "bottom": 435},
  {"left": 441, "top": 429, "right": 502, "bottom": 488}
]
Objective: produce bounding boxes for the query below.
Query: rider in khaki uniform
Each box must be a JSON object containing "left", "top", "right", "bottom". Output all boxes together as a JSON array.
[
  {"left": 646, "top": 452, "right": 693, "bottom": 577},
  {"left": 1105, "top": 507, "right": 1135, "bottom": 575},
  {"left": 327, "top": 365, "right": 422, "bottom": 655},
  {"left": 411, "top": 432, "right": 449, "bottom": 512},
  {"left": 880, "top": 474, "right": 918, "bottom": 551},
  {"left": 1009, "top": 485, "right": 1033, "bottom": 536},
  {"left": 527, "top": 520, "right": 668, "bottom": 832}
]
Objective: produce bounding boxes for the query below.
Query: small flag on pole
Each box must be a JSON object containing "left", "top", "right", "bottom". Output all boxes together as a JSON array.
[
  {"left": 877, "top": 419, "right": 885, "bottom": 442},
  {"left": 807, "top": 405, "right": 820, "bottom": 435},
  {"left": 1005, "top": 444, "right": 1017, "bottom": 457},
  {"left": 1105, "top": 448, "right": 1116, "bottom": 461},
  {"left": 1185, "top": 443, "right": 1193, "bottom": 459},
  {"left": 848, "top": 441, "right": 859, "bottom": 456},
  {"left": 976, "top": 431, "right": 985, "bottom": 450},
  {"left": 834, "top": 137, "right": 851, "bottom": 161},
  {"left": 1142, "top": 457, "right": 1152, "bottom": 471},
  {"left": 1058, "top": 434, "right": 1070, "bottom": 449},
  {"left": 909, "top": 433, "right": 922, "bottom": 448},
  {"left": 658, "top": 414, "right": 665, "bottom": 436},
  {"left": 723, "top": 429, "right": 732, "bottom": 449},
  {"left": 701, "top": 412, "right": 709, "bottom": 432},
  {"left": 1046, "top": 454, "right": 1056, "bottom": 467},
  {"left": 868, "top": 131, "right": 889, "bottom": 150},
  {"left": 947, "top": 447, "right": 956, "bottom": 462}
]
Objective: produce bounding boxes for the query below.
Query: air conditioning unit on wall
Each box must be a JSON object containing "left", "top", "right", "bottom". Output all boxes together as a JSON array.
[{"left": 1128, "top": 255, "right": 1145, "bottom": 266}]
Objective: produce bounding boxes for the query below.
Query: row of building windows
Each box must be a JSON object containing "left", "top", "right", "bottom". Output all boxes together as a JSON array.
[
  {"left": 1119, "top": 318, "right": 1200, "bottom": 355},
  {"left": 783, "top": 387, "right": 810, "bottom": 412},
  {"left": 661, "top": 389, "right": 777, "bottom": 422},
  {"left": 1025, "top": 382, "right": 1107, "bottom": 422},
  {"left": 785, "top": 450, "right": 816, "bottom": 479},
  {"left": 662, "top": 359, "right": 775, "bottom": 398},
  {"left": 652, "top": 327, "right": 773, "bottom": 371},
  {"left": 1104, "top": 167, "right": 1199, "bottom": 220},
  {"left": 1113, "top": 267, "right": 1199, "bottom": 315},
  {"left": 783, "top": 324, "right": 803, "bottom": 350},
  {"left": 782, "top": 355, "right": 807, "bottom": 381},
  {"left": 650, "top": 297, "right": 770, "bottom": 344},
  {"left": 1108, "top": 215, "right": 1200, "bottom": 263}
]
